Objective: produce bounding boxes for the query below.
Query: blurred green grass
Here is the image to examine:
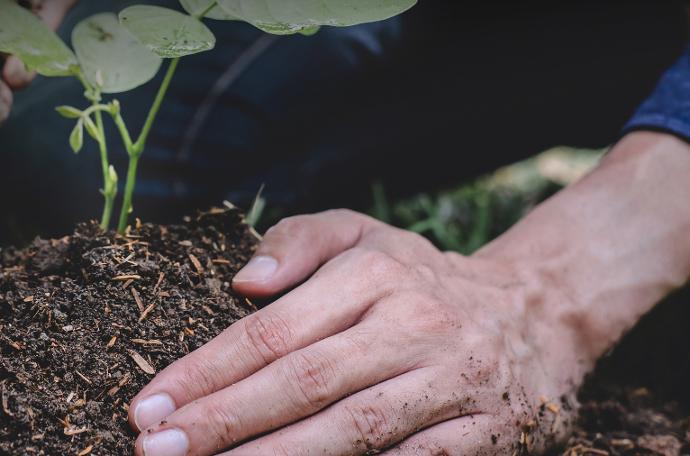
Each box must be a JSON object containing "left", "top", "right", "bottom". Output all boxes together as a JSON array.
[{"left": 368, "top": 146, "right": 605, "bottom": 254}]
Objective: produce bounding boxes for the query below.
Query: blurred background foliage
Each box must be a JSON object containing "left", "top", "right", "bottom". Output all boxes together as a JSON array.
[
  {"left": 369, "top": 146, "right": 605, "bottom": 253},
  {"left": 253, "top": 146, "right": 605, "bottom": 253}
]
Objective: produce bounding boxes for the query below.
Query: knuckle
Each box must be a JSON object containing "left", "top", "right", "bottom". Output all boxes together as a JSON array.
[
  {"left": 343, "top": 402, "right": 394, "bottom": 449},
  {"left": 205, "top": 401, "right": 241, "bottom": 448},
  {"left": 243, "top": 312, "right": 294, "bottom": 364},
  {"left": 398, "top": 291, "right": 456, "bottom": 333},
  {"left": 266, "top": 216, "right": 306, "bottom": 238},
  {"left": 170, "top": 358, "right": 223, "bottom": 400},
  {"left": 411, "top": 263, "right": 438, "bottom": 283},
  {"left": 323, "top": 208, "right": 377, "bottom": 226},
  {"left": 323, "top": 208, "right": 358, "bottom": 218},
  {"left": 284, "top": 350, "right": 337, "bottom": 411},
  {"left": 354, "top": 248, "right": 408, "bottom": 282}
]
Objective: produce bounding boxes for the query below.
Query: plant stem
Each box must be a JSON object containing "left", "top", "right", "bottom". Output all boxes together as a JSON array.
[
  {"left": 197, "top": 1, "right": 218, "bottom": 18},
  {"left": 82, "top": 104, "right": 114, "bottom": 117},
  {"left": 112, "top": 110, "right": 134, "bottom": 152},
  {"left": 75, "top": 72, "right": 116, "bottom": 230},
  {"left": 116, "top": 58, "right": 181, "bottom": 233},
  {"left": 95, "top": 110, "right": 117, "bottom": 230},
  {"left": 132, "top": 57, "right": 180, "bottom": 155},
  {"left": 117, "top": 153, "right": 140, "bottom": 234}
]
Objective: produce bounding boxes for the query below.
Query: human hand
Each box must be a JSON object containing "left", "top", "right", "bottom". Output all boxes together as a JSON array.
[
  {"left": 128, "top": 209, "right": 591, "bottom": 455},
  {"left": 0, "top": 0, "right": 77, "bottom": 124}
]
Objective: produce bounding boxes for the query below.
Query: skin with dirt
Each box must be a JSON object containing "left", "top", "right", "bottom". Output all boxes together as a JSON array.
[
  {"left": 1, "top": 209, "right": 689, "bottom": 455},
  {"left": 0, "top": 209, "right": 257, "bottom": 454}
]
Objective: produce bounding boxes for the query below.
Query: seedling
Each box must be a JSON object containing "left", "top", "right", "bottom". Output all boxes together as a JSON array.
[{"left": 0, "top": 0, "right": 416, "bottom": 233}]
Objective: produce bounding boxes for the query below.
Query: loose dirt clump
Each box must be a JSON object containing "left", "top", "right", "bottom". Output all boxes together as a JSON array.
[{"left": 0, "top": 208, "right": 257, "bottom": 455}]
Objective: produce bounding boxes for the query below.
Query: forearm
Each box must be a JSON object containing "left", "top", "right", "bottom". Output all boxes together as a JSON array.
[{"left": 477, "top": 131, "right": 690, "bottom": 377}]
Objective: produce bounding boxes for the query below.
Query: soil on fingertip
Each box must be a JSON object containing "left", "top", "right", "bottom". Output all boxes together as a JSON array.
[{"left": 0, "top": 208, "right": 257, "bottom": 455}]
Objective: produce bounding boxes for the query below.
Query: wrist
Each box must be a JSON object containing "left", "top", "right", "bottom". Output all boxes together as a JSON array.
[{"left": 475, "top": 131, "right": 690, "bottom": 384}]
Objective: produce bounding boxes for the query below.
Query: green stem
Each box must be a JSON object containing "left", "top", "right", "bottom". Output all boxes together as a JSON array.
[
  {"left": 112, "top": 110, "right": 134, "bottom": 152},
  {"left": 82, "top": 104, "right": 113, "bottom": 117},
  {"left": 132, "top": 57, "right": 180, "bottom": 155},
  {"left": 95, "top": 110, "right": 116, "bottom": 230},
  {"left": 117, "top": 154, "right": 139, "bottom": 234},
  {"left": 197, "top": 0, "right": 218, "bottom": 18},
  {"left": 117, "top": 58, "right": 181, "bottom": 233},
  {"left": 101, "top": 185, "right": 116, "bottom": 230}
]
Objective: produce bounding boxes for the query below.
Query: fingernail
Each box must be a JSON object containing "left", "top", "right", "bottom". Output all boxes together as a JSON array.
[
  {"left": 233, "top": 255, "right": 278, "bottom": 283},
  {"left": 143, "top": 428, "right": 189, "bottom": 456},
  {"left": 135, "top": 393, "right": 177, "bottom": 431}
]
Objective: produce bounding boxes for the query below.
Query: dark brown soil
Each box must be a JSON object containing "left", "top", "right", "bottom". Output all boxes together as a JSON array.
[
  {"left": 0, "top": 208, "right": 257, "bottom": 455},
  {"left": 553, "top": 285, "right": 690, "bottom": 456},
  {"left": 556, "top": 384, "right": 690, "bottom": 456},
  {"left": 1, "top": 208, "right": 689, "bottom": 455}
]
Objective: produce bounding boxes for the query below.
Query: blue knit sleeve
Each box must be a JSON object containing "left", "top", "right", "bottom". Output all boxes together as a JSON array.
[{"left": 623, "top": 44, "right": 690, "bottom": 142}]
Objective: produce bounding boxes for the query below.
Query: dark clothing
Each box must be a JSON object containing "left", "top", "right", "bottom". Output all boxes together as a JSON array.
[
  {"left": 624, "top": 43, "right": 690, "bottom": 142},
  {"left": 1, "top": 3, "right": 688, "bottom": 245}
]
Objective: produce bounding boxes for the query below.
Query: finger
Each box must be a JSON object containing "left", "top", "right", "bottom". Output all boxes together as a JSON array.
[
  {"left": 232, "top": 209, "right": 381, "bottom": 297},
  {"left": 382, "top": 414, "right": 517, "bottom": 456},
  {"left": 224, "top": 367, "right": 479, "bottom": 455},
  {"left": 0, "top": 80, "right": 12, "bottom": 124},
  {"left": 129, "top": 247, "right": 401, "bottom": 431},
  {"left": 134, "top": 321, "right": 420, "bottom": 456},
  {"left": 2, "top": 57, "right": 35, "bottom": 90},
  {"left": 34, "top": 0, "right": 78, "bottom": 30}
]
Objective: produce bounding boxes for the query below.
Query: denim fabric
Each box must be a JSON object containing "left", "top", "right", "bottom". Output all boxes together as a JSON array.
[{"left": 624, "top": 43, "right": 690, "bottom": 142}]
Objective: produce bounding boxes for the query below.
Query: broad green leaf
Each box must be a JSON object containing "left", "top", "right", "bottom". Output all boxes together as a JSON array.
[
  {"left": 70, "top": 119, "right": 84, "bottom": 153},
  {"left": 179, "top": 0, "right": 239, "bottom": 20},
  {"left": 55, "top": 106, "right": 83, "bottom": 119},
  {"left": 0, "top": 0, "right": 78, "bottom": 76},
  {"left": 216, "top": 0, "right": 417, "bottom": 35},
  {"left": 72, "top": 13, "right": 162, "bottom": 93},
  {"left": 119, "top": 5, "right": 216, "bottom": 58}
]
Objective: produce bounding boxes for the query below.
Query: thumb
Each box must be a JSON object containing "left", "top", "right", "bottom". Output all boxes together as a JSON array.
[
  {"left": 3, "top": 57, "right": 35, "bottom": 90},
  {"left": 233, "top": 209, "right": 380, "bottom": 298}
]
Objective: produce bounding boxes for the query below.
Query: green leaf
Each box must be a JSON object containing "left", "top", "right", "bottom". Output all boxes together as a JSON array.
[
  {"left": 70, "top": 119, "right": 84, "bottom": 153},
  {"left": 215, "top": 0, "right": 417, "bottom": 35},
  {"left": 55, "top": 106, "right": 83, "bottom": 119},
  {"left": 0, "top": 0, "right": 79, "bottom": 76},
  {"left": 72, "top": 13, "right": 162, "bottom": 93},
  {"left": 119, "top": 5, "right": 216, "bottom": 58},
  {"left": 179, "top": 0, "right": 239, "bottom": 20},
  {"left": 82, "top": 115, "right": 100, "bottom": 141},
  {"left": 299, "top": 26, "right": 321, "bottom": 36}
]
